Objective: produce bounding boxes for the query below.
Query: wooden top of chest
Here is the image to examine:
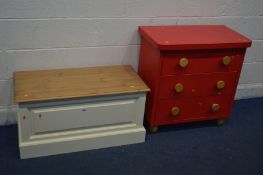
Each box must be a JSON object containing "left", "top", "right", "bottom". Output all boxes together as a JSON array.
[{"left": 14, "top": 65, "right": 150, "bottom": 103}]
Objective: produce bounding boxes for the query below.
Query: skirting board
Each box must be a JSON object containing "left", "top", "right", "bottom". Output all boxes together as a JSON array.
[
  {"left": 235, "top": 83, "right": 263, "bottom": 100},
  {"left": 19, "top": 124, "right": 146, "bottom": 159},
  {"left": 0, "top": 106, "right": 17, "bottom": 125}
]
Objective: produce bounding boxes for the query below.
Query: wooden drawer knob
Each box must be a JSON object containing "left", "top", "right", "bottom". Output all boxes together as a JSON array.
[
  {"left": 216, "top": 80, "right": 225, "bottom": 89},
  {"left": 179, "top": 58, "right": 189, "bottom": 68},
  {"left": 211, "top": 104, "right": 220, "bottom": 112},
  {"left": 171, "top": 106, "right": 180, "bottom": 116},
  {"left": 222, "top": 56, "right": 231, "bottom": 65},
  {"left": 174, "top": 83, "right": 184, "bottom": 93}
]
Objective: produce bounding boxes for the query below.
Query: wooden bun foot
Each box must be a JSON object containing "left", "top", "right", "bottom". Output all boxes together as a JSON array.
[
  {"left": 149, "top": 126, "right": 158, "bottom": 133},
  {"left": 216, "top": 119, "right": 225, "bottom": 126}
]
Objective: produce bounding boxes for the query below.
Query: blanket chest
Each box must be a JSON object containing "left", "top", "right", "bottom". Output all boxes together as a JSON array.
[{"left": 14, "top": 65, "right": 149, "bottom": 158}]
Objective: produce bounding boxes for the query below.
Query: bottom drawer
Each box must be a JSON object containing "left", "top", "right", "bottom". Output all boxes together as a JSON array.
[{"left": 155, "top": 96, "right": 233, "bottom": 125}]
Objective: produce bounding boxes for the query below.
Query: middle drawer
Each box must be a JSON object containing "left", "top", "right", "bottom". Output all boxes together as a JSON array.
[{"left": 159, "top": 71, "right": 238, "bottom": 99}]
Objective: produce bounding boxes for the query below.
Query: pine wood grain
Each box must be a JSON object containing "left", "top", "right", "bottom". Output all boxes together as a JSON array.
[{"left": 14, "top": 65, "right": 150, "bottom": 103}]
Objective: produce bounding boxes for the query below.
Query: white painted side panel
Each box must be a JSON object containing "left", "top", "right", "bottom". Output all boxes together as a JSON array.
[{"left": 31, "top": 99, "right": 137, "bottom": 133}]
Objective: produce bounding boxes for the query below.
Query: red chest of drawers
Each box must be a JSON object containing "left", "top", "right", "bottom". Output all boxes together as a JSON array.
[{"left": 138, "top": 25, "right": 252, "bottom": 132}]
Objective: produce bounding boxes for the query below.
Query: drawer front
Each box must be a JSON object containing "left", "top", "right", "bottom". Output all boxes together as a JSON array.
[
  {"left": 159, "top": 72, "right": 238, "bottom": 99},
  {"left": 31, "top": 99, "right": 137, "bottom": 133},
  {"left": 155, "top": 96, "right": 232, "bottom": 125},
  {"left": 161, "top": 52, "right": 244, "bottom": 75}
]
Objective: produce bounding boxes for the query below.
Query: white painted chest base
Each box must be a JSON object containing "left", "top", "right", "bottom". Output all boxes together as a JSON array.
[{"left": 17, "top": 93, "right": 146, "bottom": 159}]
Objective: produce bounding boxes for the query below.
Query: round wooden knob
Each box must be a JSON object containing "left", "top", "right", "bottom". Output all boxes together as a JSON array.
[
  {"left": 179, "top": 58, "right": 189, "bottom": 68},
  {"left": 216, "top": 80, "right": 225, "bottom": 89},
  {"left": 211, "top": 104, "right": 220, "bottom": 112},
  {"left": 174, "top": 83, "right": 184, "bottom": 93},
  {"left": 222, "top": 56, "right": 231, "bottom": 65},
  {"left": 171, "top": 106, "right": 180, "bottom": 116}
]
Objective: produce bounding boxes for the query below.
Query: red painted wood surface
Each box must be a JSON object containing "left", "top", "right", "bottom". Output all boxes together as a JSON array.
[
  {"left": 138, "top": 25, "right": 252, "bottom": 128},
  {"left": 138, "top": 38, "right": 162, "bottom": 122},
  {"left": 139, "top": 25, "right": 252, "bottom": 50},
  {"left": 159, "top": 71, "right": 238, "bottom": 99},
  {"left": 161, "top": 49, "right": 245, "bottom": 75},
  {"left": 155, "top": 96, "right": 232, "bottom": 126}
]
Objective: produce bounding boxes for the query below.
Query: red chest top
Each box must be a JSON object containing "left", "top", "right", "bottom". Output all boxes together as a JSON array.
[
  {"left": 138, "top": 25, "right": 251, "bottom": 132},
  {"left": 139, "top": 25, "right": 251, "bottom": 50}
]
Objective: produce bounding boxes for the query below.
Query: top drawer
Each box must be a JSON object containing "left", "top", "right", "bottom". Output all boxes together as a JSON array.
[{"left": 161, "top": 50, "right": 245, "bottom": 75}]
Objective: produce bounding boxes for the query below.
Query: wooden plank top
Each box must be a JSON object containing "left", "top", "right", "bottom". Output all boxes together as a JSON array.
[
  {"left": 139, "top": 25, "right": 252, "bottom": 50},
  {"left": 14, "top": 65, "right": 150, "bottom": 103}
]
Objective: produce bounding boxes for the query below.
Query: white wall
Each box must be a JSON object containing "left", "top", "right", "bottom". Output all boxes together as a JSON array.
[{"left": 1, "top": 0, "right": 263, "bottom": 125}]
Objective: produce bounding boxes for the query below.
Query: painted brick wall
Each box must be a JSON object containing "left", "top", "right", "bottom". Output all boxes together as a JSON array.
[{"left": 0, "top": 0, "right": 263, "bottom": 125}]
